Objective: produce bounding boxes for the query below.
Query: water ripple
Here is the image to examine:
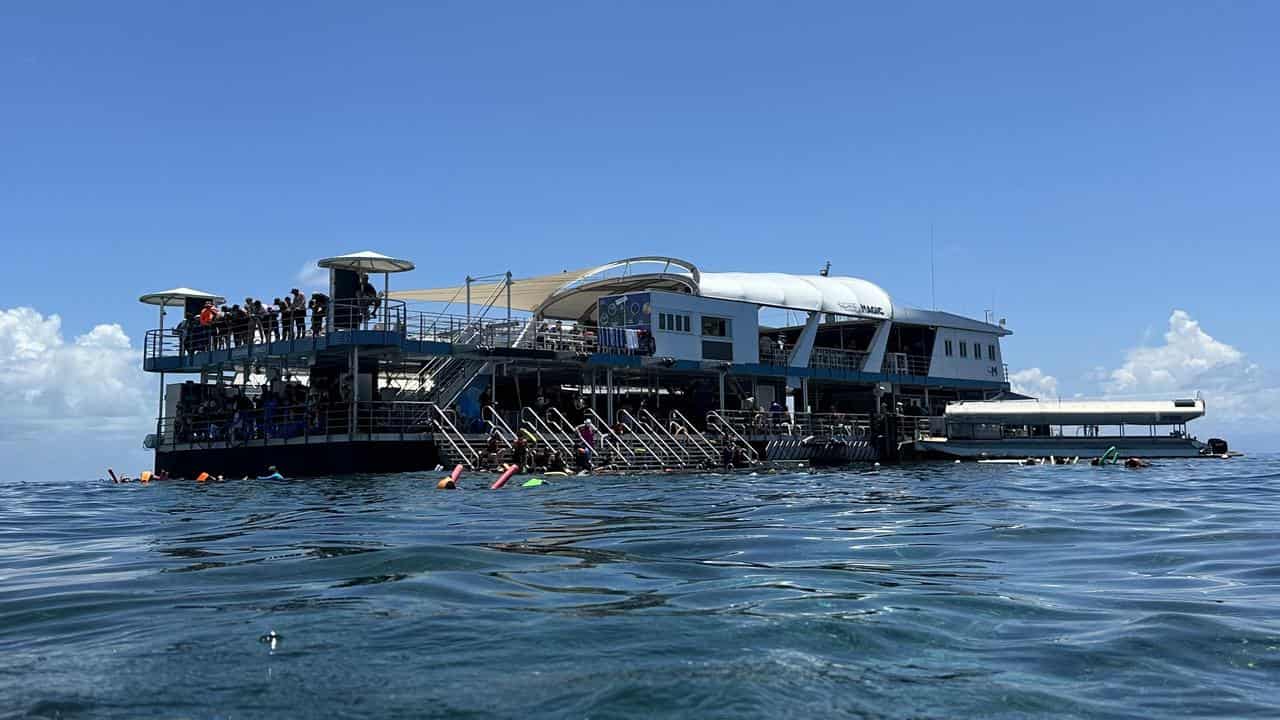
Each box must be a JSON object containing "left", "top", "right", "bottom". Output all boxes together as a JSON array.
[{"left": 1, "top": 457, "right": 1279, "bottom": 718}]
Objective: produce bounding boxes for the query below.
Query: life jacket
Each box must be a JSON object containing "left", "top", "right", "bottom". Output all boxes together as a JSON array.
[{"left": 199, "top": 307, "right": 216, "bottom": 325}]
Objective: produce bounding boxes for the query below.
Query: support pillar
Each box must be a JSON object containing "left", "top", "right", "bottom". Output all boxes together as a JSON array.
[
  {"left": 606, "top": 368, "right": 614, "bottom": 423},
  {"left": 350, "top": 345, "right": 359, "bottom": 439}
]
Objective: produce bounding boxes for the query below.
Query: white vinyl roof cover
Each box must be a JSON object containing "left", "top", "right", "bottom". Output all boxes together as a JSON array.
[
  {"left": 946, "top": 399, "right": 1206, "bottom": 426},
  {"left": 698, "top": 272, "right": 891, "bottom": 320}
]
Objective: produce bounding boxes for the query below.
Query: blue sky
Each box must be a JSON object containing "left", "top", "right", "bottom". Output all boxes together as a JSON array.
[{"left": 2, "top": 1, "right": 1277, "bottom": 475}]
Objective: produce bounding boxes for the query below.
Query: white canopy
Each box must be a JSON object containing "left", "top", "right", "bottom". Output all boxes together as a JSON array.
[
  {"left": 318, "top": 251, "right": 415, "bottom": 274},
  {"left": 698, "top": 272, "right": 892, "bottom": 320},
  {"left": 138, "top": 287, "right": 226, "bottom": 306},
  {"left": 946, "top": 399, "right": 1206, "bottom": 426}
]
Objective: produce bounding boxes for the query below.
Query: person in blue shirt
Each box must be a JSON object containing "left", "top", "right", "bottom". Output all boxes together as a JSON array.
[{"left": 258, "top": 465, "right": 285, "bottom": 480}]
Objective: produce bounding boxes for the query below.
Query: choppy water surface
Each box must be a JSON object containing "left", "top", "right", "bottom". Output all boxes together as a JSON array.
[{"left": 2, "top": 457, "right": 1279, "bottom": 718}]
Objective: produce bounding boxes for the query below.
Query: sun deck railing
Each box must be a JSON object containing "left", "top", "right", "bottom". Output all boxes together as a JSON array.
[{"left": 151, "top": 400, "right": 447, "bottom": 451}]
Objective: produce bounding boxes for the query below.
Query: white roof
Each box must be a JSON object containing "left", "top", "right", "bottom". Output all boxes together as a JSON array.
[
  {"left": 698, "top": 272, "right": 892, "bottom": 320},
  {"left": 318, "top": 251, "right": 415, "bottom": 273},
  {"left": 893, "top": 307, "right": 1011, "bottom": 335},
  {"left": 946, "top": 399, "right": 1205, "bottom": 425},
  {"left": 139, "top": 287, "right": 226, "bottom": 306}
]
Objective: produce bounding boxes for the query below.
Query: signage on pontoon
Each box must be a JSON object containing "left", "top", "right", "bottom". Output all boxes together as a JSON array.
[{"left": 838, "top": 302, "right": 887, "bottom": 316}]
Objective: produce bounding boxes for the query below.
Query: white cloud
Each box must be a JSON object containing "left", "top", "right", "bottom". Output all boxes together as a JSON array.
[
  {"left": 1009, "top": 367, "right": 1058, "bottom": 399},
  {"left": 0, "top": 307, "right": 151, "bottom": 438},
  {"left": 295, "top": 259, "right": 328, "bottom": 293},
  {"left": 1105, "top": 310, "right": 1246, "bottom": 394},
  {"left": 1099, "top": 310, "right": 1278, "bottom": 423}
]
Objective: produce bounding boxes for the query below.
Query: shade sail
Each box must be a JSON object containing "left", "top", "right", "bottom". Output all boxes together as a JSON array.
[
  {"left": 139, "top": 287, "right": 226, "bottom": 306},
  {"left": 393, "top": 267, "right": 597, "bottom": 312},
  {"left": 317, "top": 251, "right": 415, "bottom": 273}
]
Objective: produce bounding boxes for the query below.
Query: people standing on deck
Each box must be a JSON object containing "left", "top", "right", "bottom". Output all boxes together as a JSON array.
[
  {"left": 198, "top": 301, "right": 218, "bottom": 351},
  {"left": 267, "top": 300, "right": 282, "bottom": 342},
  {"left": 309, "top": 292, "right": 329, "bottom": 336},
  {"left": 275, "top": 298, "right": 292, "bottom": 340},
  {"left": 290, "top": 288, "right": 307, "bottom": 339}
]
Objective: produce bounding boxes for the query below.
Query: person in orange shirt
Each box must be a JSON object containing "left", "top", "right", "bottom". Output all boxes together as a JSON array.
[{"left": 197, "top": 301, "right": 218, "bottom": 350}]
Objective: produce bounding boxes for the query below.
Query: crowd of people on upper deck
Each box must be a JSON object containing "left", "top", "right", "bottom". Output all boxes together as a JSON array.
[{"left": 174, "top": 274, "right": 383, "bottom": 354}]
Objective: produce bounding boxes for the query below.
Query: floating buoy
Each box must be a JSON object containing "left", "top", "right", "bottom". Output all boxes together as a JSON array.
[
  {"left": 196, "top": 472, "right": 210, "bottom": 483},
  {"left": 521, "top": 478, "right": 544, "bottom": 488},
  {"left": 491, "top": 464, "right": 520, "bottom": 489},
  {"left": 436, "top": 478, "right": 456, "bottom": 489}
]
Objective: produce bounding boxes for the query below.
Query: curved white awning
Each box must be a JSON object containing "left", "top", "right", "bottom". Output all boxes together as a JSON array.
[{"left": 698, "top": 272, "right": 892, "bottom": 320}]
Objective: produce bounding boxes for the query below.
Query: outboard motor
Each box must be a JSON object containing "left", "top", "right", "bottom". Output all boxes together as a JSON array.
[{"left": 1207, "top": 438, "right": 1229, "bottom": 454}]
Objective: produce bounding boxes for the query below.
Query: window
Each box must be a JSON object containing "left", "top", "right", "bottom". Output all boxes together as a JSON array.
[
  {"left": 988, "top": 344, "right": 997, "bottom": 360},
  {"left": 702, "top": 340, "right": 733, "bottom": 361},
  {"left": 944, "top": 340, "right": 953, "bottom": 357},
  {"left": 657, "top": 312, "right": 690, "bottom": 333},
  {"left": 974, "top": 343, "right": 982, "bottom": 359},
  {"left": 959, "top": 341, "right": 968, "bottom": 358},
  {"left": 701, "top": 316, "right": 730, "bottom": 337}
]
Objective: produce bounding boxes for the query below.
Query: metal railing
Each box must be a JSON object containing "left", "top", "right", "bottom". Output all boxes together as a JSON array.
[
  {"left": 640, "top": 408, "right": 704, "bottom": 464},
  {"left": 519, "top": 407, "right": 575, "bottom": 458},
  {"left": 153, "top": 400, "right": 444, "bottom": 449},
  {"left": 619, "top": 409, "right": 681, "bottom": 466},
  {"left": 669, "top": 409, "right": 720, "bottom": 462},
  {"left": 427, "top": 403, "right": 479, "bottom": 468},
  {"left": 712, "top": 409, "right": 871, "bottom": 440},
  {"left": 705, "top": 411, "right": 761, "bottom": 463},
  {"left": 881, "top": 352, "right": 931, "bottom": 376},
  {"left": 587, "top": 407, "right": 660, "bottom": 465},
  {"left": 760, "top": 343, "right": 868, "bottom": 371},
  {"left": 481, "top": 405, "right": 517, "bottom": 449}
]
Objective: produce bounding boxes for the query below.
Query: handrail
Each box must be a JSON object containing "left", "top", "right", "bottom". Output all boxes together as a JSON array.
[
  {"left": 428, "top": 403, "right": 479, "bottom": 468},
  {"left": 520, "top": 406, "right": 574, "bottom": 458},
  {"left": 706, "top": 411, "right": 760, "bottom": 463},
  {"left": 481, "top": 405, "right": 516, "bottom": 450},
  {"left": 669, "top": 409, "right": 719, "bottom": 462},
  {"left": 549, "top": 407, "right": 632, "bottom": 468},
  {"left": 587, "top": 407, "right": 659, "bottom": 465},
  {"left": 641, "top": 408, "right": 699, "bottom": 463},
  {"left": 619, "top": 409, "right": 681, "bottom": 467}
]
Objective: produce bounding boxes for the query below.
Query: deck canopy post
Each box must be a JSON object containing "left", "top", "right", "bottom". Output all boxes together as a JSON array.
[{"left": 606, "top": 368, "right": 614, "bottom": 424}]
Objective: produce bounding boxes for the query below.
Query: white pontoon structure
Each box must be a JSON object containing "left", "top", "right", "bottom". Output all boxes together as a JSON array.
[{"left": 136, "top": 252, "right": 1047, "bottom": 477}]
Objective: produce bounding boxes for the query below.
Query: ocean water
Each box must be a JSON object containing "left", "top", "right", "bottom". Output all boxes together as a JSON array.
[{"left": 2, "top": 458, "right": 1279, "bottom": 719}]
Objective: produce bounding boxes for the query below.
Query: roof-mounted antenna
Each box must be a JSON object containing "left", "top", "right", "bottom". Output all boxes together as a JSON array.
[{"left": 820, "top": 261, "right": 831, "bottom": 277}]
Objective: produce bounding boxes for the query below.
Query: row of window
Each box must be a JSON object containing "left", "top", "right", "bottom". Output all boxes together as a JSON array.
[
  {"left": 656, "top": 312, "right": 732, "bottom": 338},
  {"left": 657, "top": 312, "right": 691, "bottom": 333},
  {"left": 944, "top": 340, "right": 998, "bottom": 360}
]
